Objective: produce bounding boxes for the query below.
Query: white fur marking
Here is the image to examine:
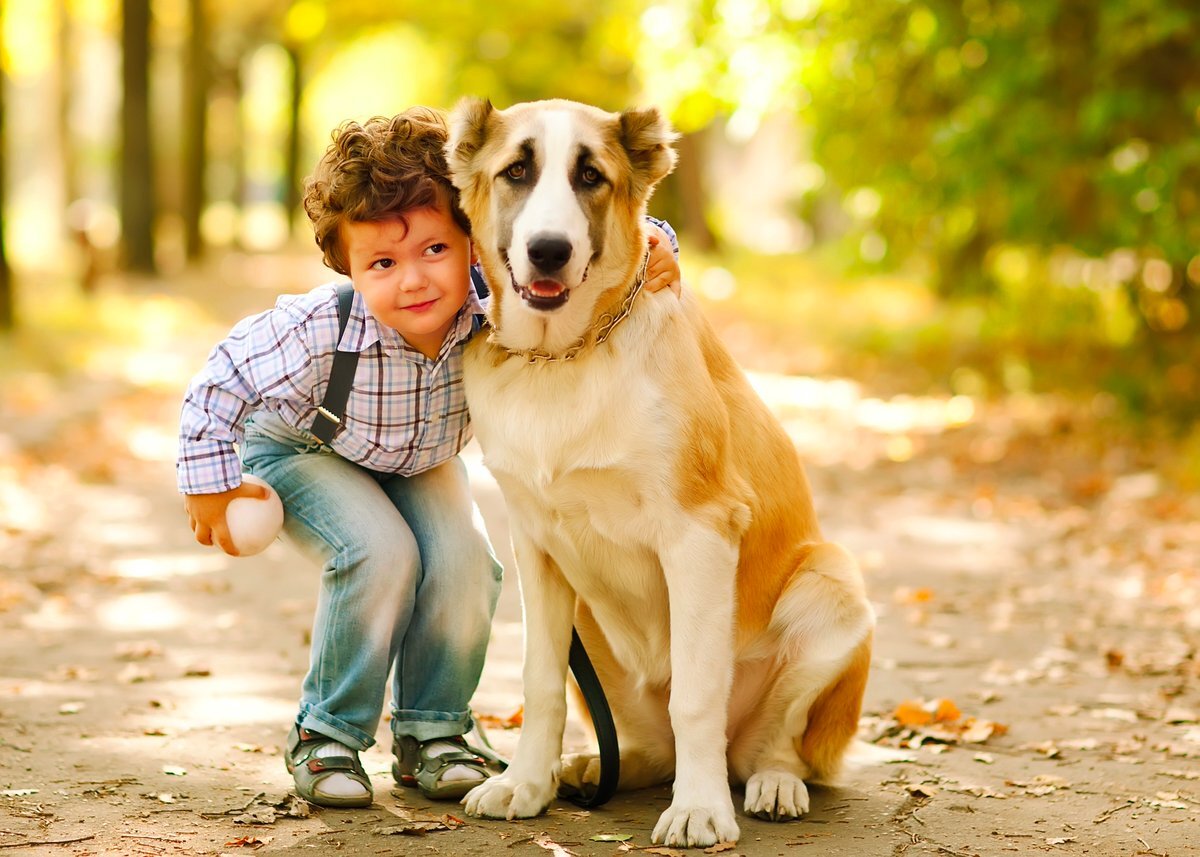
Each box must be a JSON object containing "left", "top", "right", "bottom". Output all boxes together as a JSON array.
[{"left": 509, "top": 112, "right": 592, "bottom": 290}]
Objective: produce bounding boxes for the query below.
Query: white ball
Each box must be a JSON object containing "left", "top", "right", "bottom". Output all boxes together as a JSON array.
[{"left": 225, "top": 473, "right": 284, "bottom": 556}]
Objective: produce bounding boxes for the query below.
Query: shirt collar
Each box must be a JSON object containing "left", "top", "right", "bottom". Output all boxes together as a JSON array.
[{"left": 338, "top": 273, "right": 488, "bottom": 360}]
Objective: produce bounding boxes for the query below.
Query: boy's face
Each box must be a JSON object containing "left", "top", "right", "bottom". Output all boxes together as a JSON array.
[{"left": 342, "top": 200, "right": 473, "bottom": 360}]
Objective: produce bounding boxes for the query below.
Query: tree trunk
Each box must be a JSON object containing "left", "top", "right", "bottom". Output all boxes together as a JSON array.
[
  {"left": 120, "top": 0, "right": 156, "bottom": 274},
  {"left": 182, "top": 0, "right": 208, "bottom": 261},
  {"left": 283, "top": 42, "right": 304, "bottom": 238},
  {"left": 674, "top": 130, "right": 718, "bottom": 252},
  {"left": 0, "top": 5, "right": 12, "bottom": 332},
  {"left": 56, "top": 0, "right": 80, "bottom": 217}
]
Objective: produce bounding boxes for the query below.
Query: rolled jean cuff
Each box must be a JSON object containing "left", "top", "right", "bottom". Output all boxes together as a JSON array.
[
  {"left": 298, "top": 707, "right": 375, "bottom": 751},
  {"left": 391, "top": 708, "right": 473, "bottom": 742}
]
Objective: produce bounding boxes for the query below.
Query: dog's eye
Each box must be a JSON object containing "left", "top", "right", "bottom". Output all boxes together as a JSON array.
[
  {"left": 505, "top": 162, "right": 527, "bottom": 181},
  {"left": 581, "top": 166, "right": 602, "bottom": 186}
]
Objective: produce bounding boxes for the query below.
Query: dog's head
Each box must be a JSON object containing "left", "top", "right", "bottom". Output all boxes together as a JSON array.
[{"left": 447, "top": 99, "right": 677, "bottom": 353}]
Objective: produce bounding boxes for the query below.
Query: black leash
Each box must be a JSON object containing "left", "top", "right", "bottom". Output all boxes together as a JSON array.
[
  {"left": 310, "top": 283, "right": 359, "bottom": 443},
  {"left": 564, "top": 629, "right": 620, "bottom": 807}
]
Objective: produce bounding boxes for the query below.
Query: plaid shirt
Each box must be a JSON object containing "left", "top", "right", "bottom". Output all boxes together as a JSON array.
[{"left": 176, "top": 282, "right": 486, "bottom": 494}]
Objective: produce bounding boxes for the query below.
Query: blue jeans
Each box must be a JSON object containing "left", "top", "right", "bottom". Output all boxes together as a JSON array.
[{"left": 241, "top": 412, "right": 503, "bottom": 751}]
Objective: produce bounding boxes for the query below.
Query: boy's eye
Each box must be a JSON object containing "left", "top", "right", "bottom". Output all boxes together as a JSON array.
[
  {"left": 425, "top": 243, "right": 448, "bottom": 256},
  {"left": 580, "top": 166, "right": 603, "bottom": 186},
  {"left": 505, "top": 162, "right": 527, "bottom": 181},
  {"left": 371, "top": 258, "right": 395, "bottom": 270}
]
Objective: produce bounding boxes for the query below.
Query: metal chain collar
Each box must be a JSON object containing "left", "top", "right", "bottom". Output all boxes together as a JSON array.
[{"left": 488, "top": 251, "right": 651, "bottom": 365}]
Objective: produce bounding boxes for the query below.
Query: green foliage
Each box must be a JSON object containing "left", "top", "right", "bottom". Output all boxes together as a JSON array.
[{"left": 794, "top": 1, "right": 1200, "bottom": 304}]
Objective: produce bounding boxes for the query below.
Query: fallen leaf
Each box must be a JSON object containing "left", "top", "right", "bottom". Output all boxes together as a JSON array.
[
  {"left": 117, "top": 663, "right": 154, "bottom": 684},
  {"left": 934, "top": 698, "right": 962, "bottom": 722},
  {"left": 58, "top": 702, "right": 84, "bottom": 715},
  {"left": 116, "top": 640, "right": 163, "bottom": 660},
  {"left": 591, "top": 834, "right": 633, "bottom": 842},
  {"left": 960, "top": 718, "right": 1008, "bottom": 743},
  {"left": 374, "top": 813, "right": 463, "bottom": 836},
  {"left": 645, "top": 849, "right": 688, "bottom": 857},
  {"left": 0, "top": 788, "right": 38, "bottom": 797},
  {"left": 1020, "top": 741, "right": 1061, "bottom": 758},
  {"left": 1046, "top": 837, "right": 1076, "bottom": 845},
  {"left": 532, "top": 834, "right": 577, "bottom": 856},
  {"left": 162, "top": 765, "right": 187, "bottom": 776},
  {"left": 705, "top": 843, "right": 738, "bottom": 854},
  {"left": 224, "top": 835, "right": 273, "bottom": 848},
  {"left": 894, "top": 700, "right": 934, "bottom": 727}
]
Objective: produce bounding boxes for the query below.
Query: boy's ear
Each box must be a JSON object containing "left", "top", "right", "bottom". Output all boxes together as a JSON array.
[
  {"left": 447, "top": 97, "right": 496, "bottom": 192},
  {"left": 618, "top": 107, "right": 679, "bottom": 200}
]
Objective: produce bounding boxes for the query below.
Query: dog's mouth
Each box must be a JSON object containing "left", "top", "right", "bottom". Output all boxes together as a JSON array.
[
  {"left": 519, "top": 278, "right": 570, "bottom": 311},
  {"left": 503, "top": 252, "right": 588, "bottom": 312}
]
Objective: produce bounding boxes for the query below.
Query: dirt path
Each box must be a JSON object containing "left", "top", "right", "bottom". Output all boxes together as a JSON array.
[{"left": 1, "top": 263, "right": 1197, "bottom": 856}]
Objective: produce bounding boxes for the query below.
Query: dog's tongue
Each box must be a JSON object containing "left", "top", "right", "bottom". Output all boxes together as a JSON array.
[{"left": 530, "top": 280, "right": 565, "bottom": 297}]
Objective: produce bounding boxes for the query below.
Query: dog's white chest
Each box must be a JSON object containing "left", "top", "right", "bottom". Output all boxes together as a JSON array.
[
  {"left": 464, "top": 349, "right": 661, "bottom": 483},
  {"left": 464, "top": 345, "right": 675, "bottom": 682}
]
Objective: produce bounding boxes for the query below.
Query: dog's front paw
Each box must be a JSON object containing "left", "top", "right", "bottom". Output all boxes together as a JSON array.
[
  {"left": 744, "top": 770, "right": 810, "bottom": 821},
  {"left": 652, "top": 800, "right": 740, "bottom": 848},
  {"left": 461, "top": 774, "right": 554, "bottom": 820},
  {"left": 559, "top": 753, "right": 601, "bottom": 791}
]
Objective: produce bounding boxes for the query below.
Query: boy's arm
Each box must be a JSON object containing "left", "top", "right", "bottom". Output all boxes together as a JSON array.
[
  {"left": 644, "top": 217, "right": 682, "bottom": 295},
  {"left": 177, "top": 307, "right": 316, "bottom": 496},
  {"left": 646, "top": 216, "right": 680, "bottom": 257}
]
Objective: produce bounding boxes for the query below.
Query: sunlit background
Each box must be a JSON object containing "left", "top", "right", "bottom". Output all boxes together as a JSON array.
[
  {"left": 1, "top": 8, "right": 1198, "bottom": 852},
  {"left": 1, "top": 0, "right": 1198, "bottom": 468}
]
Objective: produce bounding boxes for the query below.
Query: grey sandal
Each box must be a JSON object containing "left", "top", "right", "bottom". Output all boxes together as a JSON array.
[
  {"left": 285, "top": 724, "right": 373, "bottom": 808},
  {"left": 392, "top": 733, "right": 506, "bottom": 800}
]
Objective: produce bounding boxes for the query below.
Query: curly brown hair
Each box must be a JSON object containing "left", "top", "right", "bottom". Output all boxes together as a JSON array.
[{"left": 302, "top": 107, "right": 471, "bottom": 276}]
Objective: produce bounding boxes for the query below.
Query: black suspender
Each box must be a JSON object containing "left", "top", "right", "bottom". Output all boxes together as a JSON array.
[{"left": 310, "top": 283, "right": 360, "bottom": 444}]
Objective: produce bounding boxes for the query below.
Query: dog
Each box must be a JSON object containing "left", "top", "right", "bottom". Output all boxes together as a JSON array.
[{"left": 447, "top": 98, "right": 875, "bottom": 848}]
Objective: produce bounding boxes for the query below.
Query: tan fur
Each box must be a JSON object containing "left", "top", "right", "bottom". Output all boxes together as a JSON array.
[{"left": 448, "top": 98, "right": 874, "bottom": 848}]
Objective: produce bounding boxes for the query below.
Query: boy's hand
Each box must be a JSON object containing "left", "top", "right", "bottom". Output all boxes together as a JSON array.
[
  {"left": 184, "top": 480, "right": 270, "bottom": 557},
  {"left": 645, "top": 225, "right": 682, "bottom": 297}
]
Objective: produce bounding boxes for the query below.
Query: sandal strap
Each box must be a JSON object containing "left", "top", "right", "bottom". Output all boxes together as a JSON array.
[
  {"left": 305, "top": 755, "right": 367, "bottom": 776},
  {"left": 288, "top": 726, "right": 367, "bottom": 774},
  {"left": 422, "top": 748, "right": 488, "bottom": 773}
]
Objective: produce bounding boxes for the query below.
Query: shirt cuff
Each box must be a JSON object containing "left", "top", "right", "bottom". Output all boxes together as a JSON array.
[{"left": 176, "top": 440, "right": 244, "bottom": 495}]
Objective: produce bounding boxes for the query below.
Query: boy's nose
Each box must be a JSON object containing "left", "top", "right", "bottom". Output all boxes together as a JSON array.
[{"left": 398, "top": 266, "right": 427, "bottom": 291}]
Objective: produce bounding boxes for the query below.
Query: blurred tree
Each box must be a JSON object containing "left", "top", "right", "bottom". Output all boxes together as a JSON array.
[
  {"left": 56, "top": 0, "right": 79, "bottom": 226},
  {"left": 182, "top": 0, "right": 211, "bottom": 260},
  {"left": 120, "top": 0, "right": 157, "bottom": 273},
  {"left": 0, "top": 0, "right": 10, "bottom": 331},
  {"left": 795, "top": 0, "right": 1200, "bottom": 333},
  {"left": 246, "top": 0, "right": 651, "bottom": 234}
]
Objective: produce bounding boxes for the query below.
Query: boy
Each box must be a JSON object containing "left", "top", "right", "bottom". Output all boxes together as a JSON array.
[{"left": 177, "top": 107, "right": 681, "bottom": 808}]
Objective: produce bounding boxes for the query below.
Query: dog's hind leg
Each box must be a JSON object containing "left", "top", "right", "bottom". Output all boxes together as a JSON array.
[
  {"left": 561, "top": 603, "right": 676, "bottom": 794},
  {"left": 734, "top": 542, "right": 873, "bottom": 822}
]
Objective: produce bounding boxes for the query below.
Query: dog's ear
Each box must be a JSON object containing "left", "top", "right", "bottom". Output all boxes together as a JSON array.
[
  {"left": 618, "top": 107, "right": 679, "bottom": 198},
  {"left": 447, "top": 97, "right": 495, "bottom": 192}
]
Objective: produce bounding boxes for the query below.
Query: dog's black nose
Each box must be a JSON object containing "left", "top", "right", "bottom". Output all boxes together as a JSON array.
[{"left": 527, "top": 234, "right": 573, "bottom": 273}]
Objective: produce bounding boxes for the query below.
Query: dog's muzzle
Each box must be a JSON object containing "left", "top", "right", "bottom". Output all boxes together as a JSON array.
[{"left": 506, "top": 233, "right": 585, "bottom": 312}]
